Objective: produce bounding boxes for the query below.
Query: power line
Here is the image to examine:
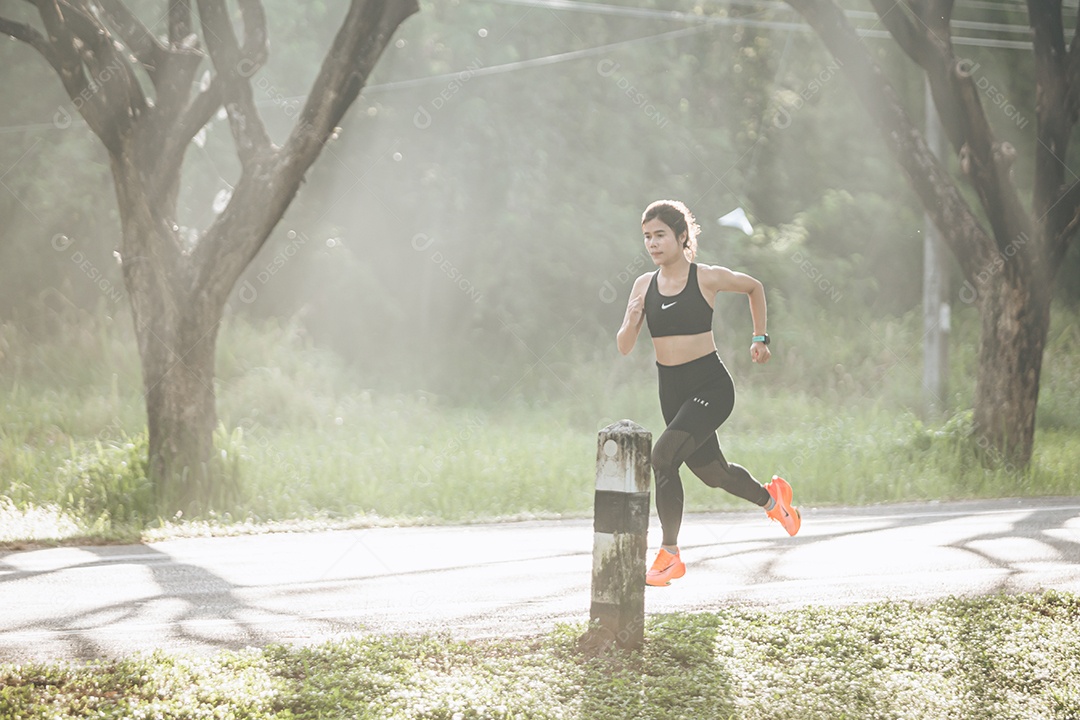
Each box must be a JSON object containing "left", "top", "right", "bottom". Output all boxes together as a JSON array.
[
  {"left": 487, "top": 0, "right": 1039, "bottom": 49},
  {"left": 364, "top": 23, "right": 714, "bottom": 93},
  {"left": 843, "top": 8, "right": 1034, "bottom": 36},
  {"left": 0, "top": 122, "right": 62, "bottom": 135},
  {"left": 265, "top": 3, "right": 1039, "bottom": 102},
  {"left": 0, "top": 24, "right": 718, "bottom": 133},
  {"left": 728, "top": 0, "right": 1075, "bottom": 14},
  {"left": 955, "top": 0, "right": 1077, "bottom": 12},
  {"left": 284, "top": 0, "right": 1041, "bottom": 111},
  {"left": 0, "top": 0, "right": 1050, "bottom": 135}
]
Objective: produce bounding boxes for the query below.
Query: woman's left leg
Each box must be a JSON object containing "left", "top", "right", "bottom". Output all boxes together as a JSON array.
[
  {"left": 677, "top": 367, "right": 801, "bottom": 536},
  {"left": 685, "top": 436, "right": 771, "bottom": 506}
]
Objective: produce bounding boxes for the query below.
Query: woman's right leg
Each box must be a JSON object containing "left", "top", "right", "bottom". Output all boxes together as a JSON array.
[{"left": 651, "top": 426, "right": 697, "bottom": 547}]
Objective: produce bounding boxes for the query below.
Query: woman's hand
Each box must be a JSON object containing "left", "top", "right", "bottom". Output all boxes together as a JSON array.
[
  {"left": 617, "top": 274, "right": 651, "bottom": 355},
  {"left": 626, "top": 295, "right": 645, "bottom": 328},
  {"left": 751, "top": 341, "right": 771, "bottom": 364}
]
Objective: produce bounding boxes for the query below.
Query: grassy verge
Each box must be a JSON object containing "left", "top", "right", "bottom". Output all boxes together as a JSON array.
[
  {"left": 2, "top": 591, "right": 1079, "bottom": 719},
  {"left": 3, "top": 389, "right": 1078, "bottom": 547},
  {"left": 2, "top": 307, "right": 1080, "bottom": 545}
]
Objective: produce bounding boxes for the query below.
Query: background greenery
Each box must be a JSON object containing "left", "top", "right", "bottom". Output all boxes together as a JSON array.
[
  {"left": 2, "top": 300, "right": 1078, "bottom": 542},
  {"left": 1, "top": 0, "right": 1079, "bottom": 539}
]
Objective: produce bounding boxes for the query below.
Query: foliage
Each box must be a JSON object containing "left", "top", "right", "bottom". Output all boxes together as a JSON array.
[
  {"left": 55, "top": 431, "right": 152, "bottom": 527},
  {"left": 0, "top": 0, "right": 978, "bottom": 405},
  {"left": 2, "top": 592, "right": 1080, "bottom": 718},
  {"left": 2, "top": 0, "right": 1077, "bottom": 390}
]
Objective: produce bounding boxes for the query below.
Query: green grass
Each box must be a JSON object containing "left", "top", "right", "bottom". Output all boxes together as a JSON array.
[
  {"left": 2, "top": 591, "right": 1079, "bottom": 719},
  {"left": 2, "top": 306, "right": 1080, "bottom": 544}
]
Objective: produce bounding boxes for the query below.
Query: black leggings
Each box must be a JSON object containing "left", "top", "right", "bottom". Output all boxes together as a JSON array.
[{"left": 653, "top": 351, "right": 770, "bottom": 546}]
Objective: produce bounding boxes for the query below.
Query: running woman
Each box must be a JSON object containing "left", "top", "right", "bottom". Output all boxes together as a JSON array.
[{"left": 616, "top": 199, "right": 800, "bottom": 587}]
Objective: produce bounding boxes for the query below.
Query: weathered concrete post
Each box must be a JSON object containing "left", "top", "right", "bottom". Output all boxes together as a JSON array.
[{"left": 588, "top": 419, "right": 652, "bottom": 650}]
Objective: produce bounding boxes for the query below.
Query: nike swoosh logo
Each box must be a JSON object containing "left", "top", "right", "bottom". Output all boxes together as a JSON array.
[{"left": 661, "top": 302, "right": 677, "bottom": 310}]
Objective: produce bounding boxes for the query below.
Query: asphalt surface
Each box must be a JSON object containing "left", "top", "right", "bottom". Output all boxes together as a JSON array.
[{"left": 1, "top": 497, "right": 1079, "bottom": 662}]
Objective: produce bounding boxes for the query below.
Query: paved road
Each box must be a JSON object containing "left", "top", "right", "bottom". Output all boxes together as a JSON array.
[{"left": 2, "top": 497, "right": 1079, "bottom": 662}]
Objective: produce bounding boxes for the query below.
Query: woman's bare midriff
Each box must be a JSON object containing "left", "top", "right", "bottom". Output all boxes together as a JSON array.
[{"left": 652, "top": 332, "right": 717, "bottom": 367}]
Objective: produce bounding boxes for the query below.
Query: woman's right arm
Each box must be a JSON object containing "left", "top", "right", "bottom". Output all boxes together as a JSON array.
[{"left": 617, "top": 274, "right": 650, "bottom": 355}]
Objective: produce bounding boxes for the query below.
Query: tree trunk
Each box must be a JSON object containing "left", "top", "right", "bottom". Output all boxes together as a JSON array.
[
  {"left": 113, "top": 153, "right": 227, "bottom": 517},
  {"left": 141, "top": 312, "right": 223, "bottom": 515},
  {"left": 783, "top": 0, "right": 1074, "bottom": 470},
  {"left": 971, "top": 261, "right": 1053, "bottom": 468}
]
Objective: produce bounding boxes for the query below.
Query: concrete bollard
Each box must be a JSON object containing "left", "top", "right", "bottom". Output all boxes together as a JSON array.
[{"left": 588, "top": 419, "right": 652, "bottom": 650}]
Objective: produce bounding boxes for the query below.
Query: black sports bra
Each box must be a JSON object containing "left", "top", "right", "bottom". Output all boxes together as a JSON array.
[{"left": 644, "top": 263, "right": 714, "bottom": 337}]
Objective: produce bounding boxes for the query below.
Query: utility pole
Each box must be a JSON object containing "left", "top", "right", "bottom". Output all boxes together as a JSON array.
[{"left": 923, "top": 77, "right": 950, "bottom": 417}]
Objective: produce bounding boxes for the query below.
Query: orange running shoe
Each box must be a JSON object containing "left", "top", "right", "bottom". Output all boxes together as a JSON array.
[
  {"left": 765, "top": 475, "right": 801, "bottom": 536},
  {"left": 645, "top": 548, "right": 686, "bottom": 587}
]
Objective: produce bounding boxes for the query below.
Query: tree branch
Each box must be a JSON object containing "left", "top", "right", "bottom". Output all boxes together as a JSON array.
[
  {"left": 94, "top": 0, "right": 167, "bottom": 78},
  {"left": 147, "top": 50, "right": 205, "bottom": 152},
  {"left": 869, "top": 0, "right": 933, "bottom": 63},
  {"left": 0, "top": 15, "right": 65, "bottom": 71},
  {"left": 867, "top": 0, "right": 1032, "bottom": 257},
  {"left": 57, "top": 1, "right": 148, "bottom": 122},
  {"left": 154, "top": 75, "right": 224, "bottom": 192},
  {"left": 148, "top": 0, "right": 206, "bottom": 130},
  {"left": 786, "top": 0, "right": 995, "bottom": 282},
  {"left": 236, "top": 0, "right": 268, "bottom": 66},
  {"left": 169, "top": 0, "right": 194, "bottom": 46},
  {"left": 1029, "top": 1, "right": 1074, "bottom": 230},
  {"left": 284, "top": 0, "right": 418, "bottom": 169},
  {"left": 7, "top": 2, "right": 131, "bottom": 152},
  {"left": 191, "top": 0, "right": 418, "bottom": 310},
  {"left": 1068, "top": 2, "right": 1080, "bottom": 120},
  {"left": 870, "top": 0, "right": 971, "bottom": 157},
  {"left": 1049, "top": 178, "right": 1080, "bottom": 267},
  {"left": 36, "top": 0, "right": 81, "bottom": 62},
  {"left": 920, "top": 0, "right": 954, "bottom": 38},
  {"left": 195, "top": 0, "right": 272, "bottom": 166},
  {"left": 1013, "top": 1, "right": 1080, "bottom": 293}
]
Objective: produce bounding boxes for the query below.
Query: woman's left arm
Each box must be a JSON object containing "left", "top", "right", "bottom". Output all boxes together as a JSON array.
[{"left": 699, "top": 264, "right": 770, "bottom": 364}]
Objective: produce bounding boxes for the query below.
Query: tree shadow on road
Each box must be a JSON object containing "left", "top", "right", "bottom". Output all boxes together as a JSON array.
[
  {"left": 0, "top": 534, "right": 596, "bottom": 662},
  {"left": 0, "top": 544, "right": 349, "bottom": 661},
  {"left": 944, "top": 505, "right": 1080, "bottom": 594},
  {"left": 683, "top": 502, "right": 1080, "bottom": 595}
]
